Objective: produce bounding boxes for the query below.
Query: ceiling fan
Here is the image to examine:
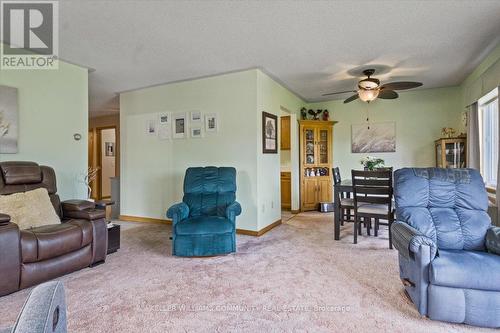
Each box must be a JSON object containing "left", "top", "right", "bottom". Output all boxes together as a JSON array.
[{"left": 323, "top": 69, "right": 423, "bottom": 103}]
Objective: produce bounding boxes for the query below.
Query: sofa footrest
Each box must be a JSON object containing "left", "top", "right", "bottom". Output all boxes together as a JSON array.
[
  {"left": 428, "top": 285, "right": 500, "bottom": 328},
  {"left": 174, "top": 232, "right": 235, "bottom": 257}
]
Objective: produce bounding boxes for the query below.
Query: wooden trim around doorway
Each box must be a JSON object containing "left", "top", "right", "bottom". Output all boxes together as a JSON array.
[{"left": 96, "top": 126, "right": 118, "bottom": 200}]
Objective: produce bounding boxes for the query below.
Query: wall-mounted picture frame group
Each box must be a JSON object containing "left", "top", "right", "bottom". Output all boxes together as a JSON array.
[
  {"left": 146, "top": 111, "right": 218, "bottom": 140},
  {"left": 262, "top": 111, "right": 277, "bottom": 154}
]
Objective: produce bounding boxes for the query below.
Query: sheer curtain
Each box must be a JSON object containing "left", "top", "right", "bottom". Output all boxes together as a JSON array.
[{"left": 466, "top": 103, "right": 480, "bottom": 170}]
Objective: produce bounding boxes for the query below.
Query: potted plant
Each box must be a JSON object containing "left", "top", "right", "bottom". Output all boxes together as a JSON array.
[{"left": 360, "top": 156, "right": 385, "bottom": 171}]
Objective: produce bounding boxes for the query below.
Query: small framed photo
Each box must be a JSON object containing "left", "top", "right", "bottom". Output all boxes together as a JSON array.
[
  {"left": 205, "top": 113, "right": 218, "bottom": 132},
  {"left": 173, "top": 113, "right": 187, "bottom": 139},
  {"left": 158, "top": 125, "right": 171, "bottom": 140},
  {"left": 146, "top": 119, "right": 157, "bottom": 135},
  {"left": 190, "top": 111, "right": 202, "bottom": 122},
  {"left": 191, "top": 126, "right": 203, "bottom": 138},
  {"left": 105, "top": 142, "right": 115, "bottom": 156},
  {"left": 158, "top": 112, "right": 170, "bottom": 124},
  {"left": 262, "top": 111, "right": 277, "bottom": 153}
]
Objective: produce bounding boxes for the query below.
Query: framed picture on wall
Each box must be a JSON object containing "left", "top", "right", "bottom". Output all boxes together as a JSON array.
[
  {"left": 190, "top": 111, "right": 202, "bottom": 122},
  {"left": 158, "top": 111, "right": 171, "bottom": 124},
  {"left": 205, "top": 113, "right": 218, "bottom": 132},
  {"left": 191, "top": 126, "right": 203, "bottom": 138},
  {"left": 262, "top": 111, "right": 277, "bottom": 154},
  {"left": 173, "top": 113, "right": 187, "bottom": 139},
  {"left": 105, "top": 142, "right": 115, "bottom": 156},
  {"left": 146, "top": 119, "right": 157, "bottom": 135},
  {"left": 351, "top": 122, "right": 396, "bottom": 153}
]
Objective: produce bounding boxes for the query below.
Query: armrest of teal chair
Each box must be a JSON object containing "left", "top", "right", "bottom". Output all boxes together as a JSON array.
[
  {"left": 225, "top": 202, "right": 242, "bottom": 224},
  {"left": 486, "top": 226, "right": 500, "bottom": 255},
  {"left": 166, "top": 202, "right": 189, "bottom": 225},
  {"left": 391, "top": 221, "right": 437, "bottom": 315}
]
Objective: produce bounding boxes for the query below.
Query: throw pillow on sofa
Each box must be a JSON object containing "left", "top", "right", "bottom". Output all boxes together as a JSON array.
[{"left": 0, "top": 188, "right": 60, "bottom": 229}]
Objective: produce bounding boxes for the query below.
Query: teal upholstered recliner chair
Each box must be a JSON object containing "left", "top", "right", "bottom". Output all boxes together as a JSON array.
[{"left": 167, "top": 167, "right": 241, "bottom": 257}]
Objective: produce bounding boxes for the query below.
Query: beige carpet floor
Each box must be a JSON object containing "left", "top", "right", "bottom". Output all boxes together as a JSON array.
[{"left": 0, "top": 212, "right": 495, "bottom": 332}]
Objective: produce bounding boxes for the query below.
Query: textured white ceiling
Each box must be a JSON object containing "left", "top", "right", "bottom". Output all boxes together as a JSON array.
[{"left": 58, "top": 1, "right": 500, "bottom": 117}]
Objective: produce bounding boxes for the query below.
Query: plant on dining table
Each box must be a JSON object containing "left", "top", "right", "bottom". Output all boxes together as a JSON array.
[{"left": 360, "top": 156, "right": 385, "bottom": 171}]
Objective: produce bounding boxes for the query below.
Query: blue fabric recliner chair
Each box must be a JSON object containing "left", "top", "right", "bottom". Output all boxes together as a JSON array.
[
  {"left": 392, "top": 168, "right": 500, "bottom": 328},
  {"left": 166, "top": 167, "right": 241, "bottom": 257}
]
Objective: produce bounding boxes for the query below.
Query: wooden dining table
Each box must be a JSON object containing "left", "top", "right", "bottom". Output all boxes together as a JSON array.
[{"left": 333, "top": 179, "right": 353, "bottom": 240}]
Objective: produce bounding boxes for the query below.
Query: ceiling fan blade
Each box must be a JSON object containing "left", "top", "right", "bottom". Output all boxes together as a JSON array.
[
  {"left": 378, "top": 90, "right": 399, "bottom": 99},
  {"left": 343, "top": 94, "right": 359, "bottom": 103},
  {"left": 380, "top": 81, "right": 422, "bottom": 90},
  {"left": 322, "top": 90, "right": 357, "bottom": 96}
]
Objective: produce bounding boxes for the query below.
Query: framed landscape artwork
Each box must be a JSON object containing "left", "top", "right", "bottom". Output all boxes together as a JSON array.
[
  {"left": 262, "top": 111, "right": 277, "bottom": 154},
  {"left": 351, "top": 122, "right": 396, "bottom": 153},
  {"left": 0, "top": 85, "right": 18, "bottom": 153}
]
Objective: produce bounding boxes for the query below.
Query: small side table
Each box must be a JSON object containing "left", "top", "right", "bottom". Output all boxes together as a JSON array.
[
  {"left": 107, "top": 224, "right": 120, "bottom": 254},
  {"left": 95, "top": 200, "right": 115, "bottom": 222}
]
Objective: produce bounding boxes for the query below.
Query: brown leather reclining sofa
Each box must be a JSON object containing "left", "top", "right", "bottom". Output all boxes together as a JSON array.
[{"left": 0, "top": 161, "right": 107, "bottom": 296}]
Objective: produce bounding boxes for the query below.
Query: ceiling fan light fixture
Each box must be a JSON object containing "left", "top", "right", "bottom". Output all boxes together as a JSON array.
[
  {"left": 358, "top": 78, "right": 380, "bottom": 90},
  {"left": 358, "top": 88, "right": 379, "bottom": 102}
]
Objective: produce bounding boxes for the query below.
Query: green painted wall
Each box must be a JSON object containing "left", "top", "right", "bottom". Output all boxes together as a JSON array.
[
  {"left": 0, "top": 62, "right": 89, "bottom": 199},
  {"left": 120, "top": 70, "right": 260, "bottom": 230},
  {"left": 256, "top": 70, "right": 304, "bottom": 228},
  {"left": 306, "top": 86, "right": 463, "bottom": 178},
  {"left": 120, "top": 69, "right": 307, "bottom": 231}
]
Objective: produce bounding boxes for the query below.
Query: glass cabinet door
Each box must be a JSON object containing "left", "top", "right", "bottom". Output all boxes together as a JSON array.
[
  {"left": 436, "top": 143, "right": 442, "bottom": 167},
  {"left": 318, "top": 128, "right": 329, "bottom": 164},
  {"left": 445, "top": 141, "right": 465, "bottom": 168},
  {"left": 304, "top": 128, "right": 315, "bottom": 165}
]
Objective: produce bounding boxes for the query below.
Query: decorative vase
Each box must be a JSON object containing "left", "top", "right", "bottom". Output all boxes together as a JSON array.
[
  {"left": 86, "top": 185, "right": 95, "bottom": 202},
  {"left": 322, "top": 110, "right": 329, "bottom": 121}
]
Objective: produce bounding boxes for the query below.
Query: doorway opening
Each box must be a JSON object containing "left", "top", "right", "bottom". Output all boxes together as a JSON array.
[
  {"left": 279, "top": 106, "right": 300, "bottom": 221},
  {"left": 97, "top": 127, "right": 116, "bottom": 199},
  {"left": 88, "top": 125, "right": 118, "bottom": 201}
]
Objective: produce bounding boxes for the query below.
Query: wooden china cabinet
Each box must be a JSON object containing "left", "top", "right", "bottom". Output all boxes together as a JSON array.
[
  {"left": 435, "top": 137, "right": 467, "bottom": 168},
  {"left": 299, "top": 120, "right": 337, "bottom": 211}
]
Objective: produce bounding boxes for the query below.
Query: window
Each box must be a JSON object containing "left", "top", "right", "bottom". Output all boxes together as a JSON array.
[{"left": 479, "top": 88, "right": 499, "bottom": 189}]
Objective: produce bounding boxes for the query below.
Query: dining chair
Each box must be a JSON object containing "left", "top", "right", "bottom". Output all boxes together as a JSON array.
[
  {"left": 351, "top": 169, "right": 394, "bottom": 248},
  {"left": 333, "top": 167, "right": 354, "bottom": 225}
]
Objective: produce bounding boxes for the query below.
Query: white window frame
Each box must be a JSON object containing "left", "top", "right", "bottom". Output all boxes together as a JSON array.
[{"left": 478, "top": 87, "right": 499, "bottom": 191}]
